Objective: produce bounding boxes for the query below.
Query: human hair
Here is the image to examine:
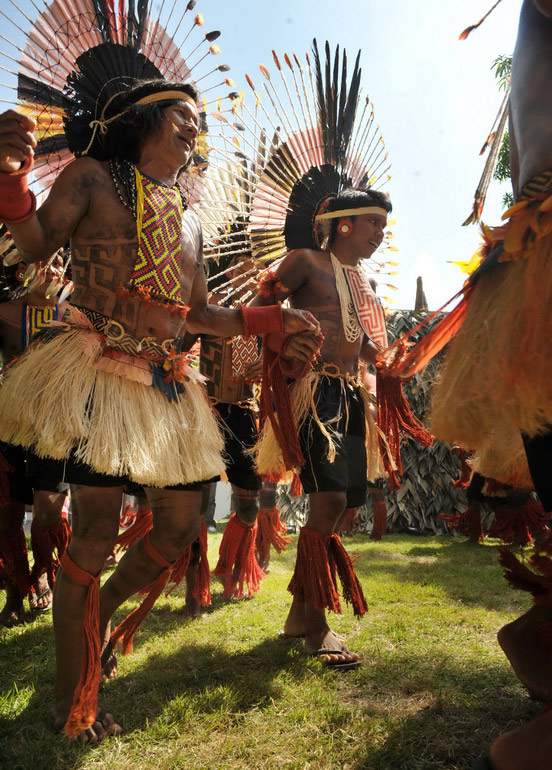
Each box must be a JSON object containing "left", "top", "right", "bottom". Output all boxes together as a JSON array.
[
  {"left": 100, "top": 79, "right": 199, "bottom": 164},
  {"left": 325, "top": 188, "right": 392, "bottom": 246}
]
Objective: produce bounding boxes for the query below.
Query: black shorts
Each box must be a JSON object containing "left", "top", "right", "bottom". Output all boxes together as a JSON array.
[
  {"left": 0, "top": 442, "right": 33, "bottom": 505},
  {"left": 214, "top": 402, "right": 260, "bottom": 491},
  {"left": 298, "top": 377, "right": 368, "bottom": 508},
  {"left": 26, "top": 452, "right": 69, "bottom": 495},
  {"left": 25, "top": 450, "right": 202, "bottom": 492}
]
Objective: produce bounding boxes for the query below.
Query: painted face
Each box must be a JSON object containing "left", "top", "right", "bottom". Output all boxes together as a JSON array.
[{"left": 162, "top": 100, "right": 200, "bottom": 166}]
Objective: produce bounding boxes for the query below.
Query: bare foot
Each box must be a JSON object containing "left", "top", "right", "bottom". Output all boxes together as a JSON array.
[
  {"left": 282, "top": 596, "right": 306, "bottom": 637},
  {"left": 497, "top": 605, "right": 552, "bottom": 701},
  {"left": 488, "top": 707, "right": 552, "bottom": 770},
  {"left": 52, "top": 705, "right": 122, "bottom": 743},
  {"left": 0, "top": 587, "right": 24, "bottom": 627},
  {"left": 304, "top": 628, "right": 361, "bottom": 668},
  {"left": 29, "top": 571, "right": 52, "bottom": 612}
]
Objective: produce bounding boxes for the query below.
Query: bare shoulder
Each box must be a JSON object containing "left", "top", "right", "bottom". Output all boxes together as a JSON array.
[
  {"left": 276, "top": 248, "right": 320, "bottom": 274},
  {"left": 183, "top": 207, "right": 203, "bottom": 265}
]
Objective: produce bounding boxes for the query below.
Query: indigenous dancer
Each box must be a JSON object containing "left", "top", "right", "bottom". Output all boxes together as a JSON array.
[
  {"left": 0, "top": 253, "right": 70, "bottom": 624},
  {"left": 202, "top": 42, "right": 426, "bottom": 668},
  {"left": 0, "top": 71, "right": 317, "bottom": 745},
  {"left": 252, "top": 187, "right": 390, "bottom": 668}
]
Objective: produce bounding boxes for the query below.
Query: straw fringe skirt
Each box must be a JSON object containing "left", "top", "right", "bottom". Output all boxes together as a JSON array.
[
  {"left": 254, "top": 371, "right": 384, "bottom": 482},
  {"left": 430, "top": 232, "right": 552, "bottom": 449},
  {"left": 0, "top": 327, "right": 225, "bottom": 487}
]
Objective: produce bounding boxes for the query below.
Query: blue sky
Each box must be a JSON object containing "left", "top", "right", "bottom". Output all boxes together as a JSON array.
[
  {"left": 205, "top": 0, "right": 519, "bottom": 309},
  {"left": 0, "top": 0, "right": 519, "bottom": 308}
]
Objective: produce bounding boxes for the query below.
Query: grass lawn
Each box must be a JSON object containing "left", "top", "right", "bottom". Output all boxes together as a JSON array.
[{"left": 0, "top": 531, "right": 538, "bottom": 770}]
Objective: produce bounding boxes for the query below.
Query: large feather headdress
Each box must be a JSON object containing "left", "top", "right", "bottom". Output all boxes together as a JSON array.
[{"left": 194, "top": 40, "right": 399, "bottom": 305}]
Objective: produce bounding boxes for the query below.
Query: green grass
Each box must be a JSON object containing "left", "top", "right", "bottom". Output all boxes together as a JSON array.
[{"left": 0, "top": 533, "right": 538, "bottom": 770}]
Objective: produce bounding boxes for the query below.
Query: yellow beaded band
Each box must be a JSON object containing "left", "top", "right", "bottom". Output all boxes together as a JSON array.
[{"left": 314, "top": 206, "right": 388, "bottom": 221}]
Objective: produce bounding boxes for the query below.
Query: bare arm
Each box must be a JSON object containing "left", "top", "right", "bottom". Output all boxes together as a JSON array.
[
  {"left": 186, "top": 259, "right": 320, "bottom": 337},
  {"left": 0, "top": 110, "right": 92, "bottom": 262},
  {"left": 250, "top": 250, "right": 310, "bottom": 307}
]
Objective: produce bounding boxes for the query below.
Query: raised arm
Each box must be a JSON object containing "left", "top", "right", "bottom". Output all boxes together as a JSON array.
[{"left": 0, "top": 110, "right": 91, "bottom": 262}]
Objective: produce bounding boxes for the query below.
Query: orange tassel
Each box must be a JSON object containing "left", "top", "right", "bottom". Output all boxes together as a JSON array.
[
  {"left": 290, "top": 474, "right": 303, "bottom": 497},
  {"left": 376, "top": 367, "right": 434, "bottom": 489},
  {"left": 499, "top": 546, "right": 552, "bottom": 606},
  {"left": 213, "top": 513, "right": 264, "bottom": 599},
  {"left": 59, "top": 553, "right": 101, "bottom": 737},
  {"left": 165, "top": 546, "right": 192, "bottom": 596},
  {"left": 255, "top": 507, "right": 291, "bottom": 565},
  {"left": 110, "top": 532, "right": 172, "bottom": 655},
  {"left": 370, "top": 501, "right": 388, "bottom": 541},
  {"left": 30, "top": 516, "right": 71, "bottom": 588},
  {"left": 452, "top": 451, "right": 472, "bottom": 487},
  {"left": 489, "top": 497, "right": 548, "bottom": 547},
  {"left": 115, "top": 509, "right": 153, "bottom": 551},
  {"left": 380, "top": 286, "right": 474, "bottom": 379},
  {"left": 288, "top": 528, "right": 367, "bottom": 617},
  {"left": 440, "top": 501, "right": 484, "bottom": 543},
  {"left": 340, "top": 508, "right": 359, "bottom": 536}
]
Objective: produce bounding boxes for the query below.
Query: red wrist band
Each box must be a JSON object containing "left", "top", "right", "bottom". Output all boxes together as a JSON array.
[
  {"left": 0, "top": 156, "right": 36, "bottom": 224},
  {"left": 241, "top": 304, "right": 284, "bottom": 336}
]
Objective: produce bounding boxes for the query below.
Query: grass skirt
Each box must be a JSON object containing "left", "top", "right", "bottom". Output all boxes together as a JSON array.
[
  {"left": 255, "top": 371, "right": 384, "bottom": 482},
  {"left": 0, "top": 326, "right": 225, "bottom": 487},
  {"left": 430, "top": 231, "right": 552, "bottom": 448}
]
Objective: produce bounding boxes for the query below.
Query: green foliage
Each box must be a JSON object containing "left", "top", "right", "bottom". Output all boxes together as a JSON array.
[
  {"left": 491, "top": 55, "right": 512, "bottom": 91},
  {"left": 491, "top": 55, "right": 513, "bottom": 208}
]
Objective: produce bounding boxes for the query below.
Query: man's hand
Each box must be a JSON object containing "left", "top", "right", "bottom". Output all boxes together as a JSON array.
[
  {"left": 282, "top": 331, "right": 323, "bottom": 362},
  {"left": 0, "top": 110, "right": 37, "bottom": 172},
  {"left": 241, "top": 358, "right": 263, "bottom": 383},
  {"left": 282, "top": 307, "right": 321, "bottom": 336}
]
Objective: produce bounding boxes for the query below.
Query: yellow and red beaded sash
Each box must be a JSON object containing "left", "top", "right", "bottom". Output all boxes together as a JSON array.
[{"left": 126, "top": 169, "right": 185, "bottom": 309}]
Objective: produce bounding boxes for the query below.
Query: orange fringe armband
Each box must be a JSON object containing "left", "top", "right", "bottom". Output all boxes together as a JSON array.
[{"left": 376, "top": 342, "right": 434, "bottom": 489}]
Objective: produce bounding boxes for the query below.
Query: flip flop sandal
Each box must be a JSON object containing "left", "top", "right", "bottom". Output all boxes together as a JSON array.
[
  {"left": 471, "top": 758, "right": 494, "bottom": 770},
  {"left": 310, "top": 649, "right": 362, "bottom": 671},
  {"left": 29, "top": 587, "right": 52, "bottom": 613}
]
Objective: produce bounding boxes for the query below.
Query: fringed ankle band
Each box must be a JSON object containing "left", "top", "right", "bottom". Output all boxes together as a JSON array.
[
  {"left": 288, "top": 527, "right": 368, "bottom": 617},
  {"left": 110, "top": 531, "right": 172, "bottom": 655},
  {"left": 256, "top": 507, "right": 291, "bottom": 565},
  {"left": 214, "top": 512, "right": 264, "bottom": 599},
  {"left": 59, "top": 552, "right": 101, "bottom": 738},
  {"left": 500, "top": 535, "right": 552, "bottom": 607},
  {"left": 370, "top": 501, "right": 388, "bottom": 541}
]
